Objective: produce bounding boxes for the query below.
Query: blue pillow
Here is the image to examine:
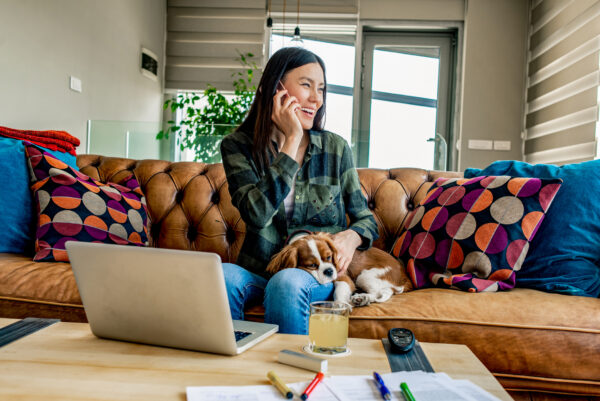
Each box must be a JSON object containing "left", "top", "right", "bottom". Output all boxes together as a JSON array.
[
  {"left": 0, "top": 137, "right": 78, "bottom": 254},
  {"left": 465, "top": 160, "right": 600, "bottom": 297}
]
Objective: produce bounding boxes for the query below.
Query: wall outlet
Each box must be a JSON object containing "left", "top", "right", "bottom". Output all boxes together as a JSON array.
[
  {"left": 468, "top": 139, "right": 493, "bottom": 150},
  {"left": 494, "top": 140, "right": 511, "bottom": 151},
  {"left": 70, "top": 76, "right": 82, "bottom": 92}
]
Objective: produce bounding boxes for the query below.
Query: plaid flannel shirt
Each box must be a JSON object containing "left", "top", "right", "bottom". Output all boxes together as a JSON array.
[{"left": 220, "top": 129, "right": 379, "bottom": 277}]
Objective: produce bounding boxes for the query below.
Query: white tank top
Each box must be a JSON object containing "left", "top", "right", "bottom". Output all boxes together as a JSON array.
[{"left": 284, "top": 175, "right": 297, "bottom": 222}]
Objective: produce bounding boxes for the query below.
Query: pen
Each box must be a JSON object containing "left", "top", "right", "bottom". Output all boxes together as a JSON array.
[
  {"left": 267, "top": 371, "right": 293, "bottom": 399},
  {"left": 301, "top": 371, "right": 324, "bottom": 400},
  {"left": 400, "top": 382, "right": 416, "bottom": 401},
  {"left": 373, "top": 372, "right": 392, "bottom": 400}
]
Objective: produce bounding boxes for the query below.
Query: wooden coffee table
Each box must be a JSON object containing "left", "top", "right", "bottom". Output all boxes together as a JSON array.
[{"left": 0, "top": 318, "right": 512, "bottom": 400}]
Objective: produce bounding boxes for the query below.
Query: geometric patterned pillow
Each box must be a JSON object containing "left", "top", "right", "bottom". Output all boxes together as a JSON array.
[
  {"left": 391, "top": 176, "right": 562, "bottom": 292},
  {"left": 24, "top": 143, "right": 148, "bottom": 262}
]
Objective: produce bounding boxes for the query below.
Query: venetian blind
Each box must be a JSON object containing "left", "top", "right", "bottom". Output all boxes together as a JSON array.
[
  {"left": 269, "top": 0, "right": 358, "bottom": 46},
  {"left": 524, "top": 0, "right": 600, "bottom": 165},
  {"left": 165, "top": 0, "right": 266, "bottom": 91}
]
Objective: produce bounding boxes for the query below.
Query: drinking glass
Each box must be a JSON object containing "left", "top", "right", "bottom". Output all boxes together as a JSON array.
[{"left": 308, "top": 301, "right": 351, "bottom": 355}]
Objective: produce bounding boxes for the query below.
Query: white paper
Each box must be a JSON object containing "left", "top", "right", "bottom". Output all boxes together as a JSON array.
[
  {"left": 381, "top": 371, "right": 478, "bottom": 401},
  {"left": 187, "top": 378, "right": 346, "bottom": 401},
  {"left": 187, "top": 371, "right": 500, "bottom": 401}
]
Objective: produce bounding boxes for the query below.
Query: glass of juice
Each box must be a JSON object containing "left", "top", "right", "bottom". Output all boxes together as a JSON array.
[{"left": 308, "top": 301, "right": 351, "bottom": 355}]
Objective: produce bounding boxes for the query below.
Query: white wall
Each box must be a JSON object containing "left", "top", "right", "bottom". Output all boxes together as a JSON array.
[{"left": 0, "top": 0, "right": 166, "bottom": 152}]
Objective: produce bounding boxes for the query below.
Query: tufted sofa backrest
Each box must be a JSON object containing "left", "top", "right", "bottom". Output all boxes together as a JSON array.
[{"left": 77, "top": 155, "right": 462, "bottom": 262}]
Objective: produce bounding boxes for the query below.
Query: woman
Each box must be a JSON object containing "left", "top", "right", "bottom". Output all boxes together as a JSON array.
[{"left": 220, "top": 47, "right": 378, "bottom": 334}]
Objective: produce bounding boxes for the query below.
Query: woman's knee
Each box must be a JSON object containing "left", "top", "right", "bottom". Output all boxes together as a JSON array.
[{"left": 266, "top": 268, "right": 313, "bottom": 294}]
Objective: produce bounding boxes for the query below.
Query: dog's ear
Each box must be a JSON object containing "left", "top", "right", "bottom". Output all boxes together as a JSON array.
[
  {"left": 320, "top": 234, "right": 339, "bottom": 268},
  {"left": 266, "top": 245, "right": 298, "bottom": 274}
]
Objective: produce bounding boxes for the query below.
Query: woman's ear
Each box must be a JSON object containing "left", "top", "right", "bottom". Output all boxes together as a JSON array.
[{"left": 266, "top": 245, "right": 298, "bottom": 274}]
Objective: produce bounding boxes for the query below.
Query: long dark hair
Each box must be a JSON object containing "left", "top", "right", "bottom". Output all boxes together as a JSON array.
[{"left": 238, "top": 47, "right": 327, "bottom": 175}]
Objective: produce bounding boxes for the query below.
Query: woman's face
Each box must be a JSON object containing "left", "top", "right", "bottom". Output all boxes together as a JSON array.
[{"left": 281, "top": 62, "right": 325, "bottom": 130}]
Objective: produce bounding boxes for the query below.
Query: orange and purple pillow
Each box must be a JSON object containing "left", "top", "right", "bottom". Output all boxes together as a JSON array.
[
  {"left": 24, "top": 143, "right": 148, "bottom": 262},
  {"left": 391, "top": 176, "right": 561, "bottom": 292}
]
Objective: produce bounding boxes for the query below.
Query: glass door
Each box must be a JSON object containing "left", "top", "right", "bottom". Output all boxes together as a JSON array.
[{"left": 357, "top": 32, "right": 455, "bottom": 170}]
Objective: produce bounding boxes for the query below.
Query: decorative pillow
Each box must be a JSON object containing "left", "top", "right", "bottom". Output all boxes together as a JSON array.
[
  {"left": 24, "top": 144, "right": 148, "bottom": 262},
  {"left": 465, "top": 160, "right": 600, "bottom": 297},
  {"left": 391, "top": 176, "right": 562, "bottom": 292},
  {"left": 0, "top": 138, "right": 79, "bottom": 254}
]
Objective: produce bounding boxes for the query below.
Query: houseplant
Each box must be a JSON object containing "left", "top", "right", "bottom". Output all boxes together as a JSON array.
[{"left": 157, "top": 52, "right": 258, "bottom": 163}]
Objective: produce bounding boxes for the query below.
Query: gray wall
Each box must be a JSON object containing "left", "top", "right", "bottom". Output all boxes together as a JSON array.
[
  {"left": 0, "top": 0, "right": 166, "bottom": 152},
  {"left": 458, "top": 0, "right": 529, "bottom": 170}
]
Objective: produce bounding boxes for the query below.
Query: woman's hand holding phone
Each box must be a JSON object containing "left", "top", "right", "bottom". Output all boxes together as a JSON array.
[{"left": 271, "top": 82, "right": 303, "bottom": 145}]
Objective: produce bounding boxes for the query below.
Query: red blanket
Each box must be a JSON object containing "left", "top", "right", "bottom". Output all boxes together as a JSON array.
[{"left": 0, "top": 126, "right": 80, "bottom": 155}]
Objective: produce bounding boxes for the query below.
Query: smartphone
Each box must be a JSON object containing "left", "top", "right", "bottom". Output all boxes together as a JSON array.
[{"left": 276, "top": 81, "right": 288, "bottom": 105}]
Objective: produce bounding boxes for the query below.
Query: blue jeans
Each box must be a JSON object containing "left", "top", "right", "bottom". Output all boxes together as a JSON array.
[{"left": 222, "top": 263, "right": 334, "bottom": 334}]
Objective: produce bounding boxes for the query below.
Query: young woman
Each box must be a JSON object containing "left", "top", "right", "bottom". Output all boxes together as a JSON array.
[{"left": 220, "top": 47, "right": 378, "bottom": 334}]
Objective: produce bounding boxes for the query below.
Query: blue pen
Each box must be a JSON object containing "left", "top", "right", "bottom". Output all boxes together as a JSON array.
[{"left": 373, "top": 372, "right": 392, "bottom": 400}]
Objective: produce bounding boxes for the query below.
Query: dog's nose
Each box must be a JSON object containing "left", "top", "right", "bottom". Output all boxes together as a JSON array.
[{"left": 323, "top": 267, "right": 334, "bottom": 277}]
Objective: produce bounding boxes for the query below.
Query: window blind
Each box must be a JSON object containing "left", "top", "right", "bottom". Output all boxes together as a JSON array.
[
  {"left": 165, "top": 0, "right": 266, "bottom": 91},
  {"left": 524, "top": 0, "right": 600, "bottom": 165},
  {"left": 269, "top": 0, "right": 358, "bottom": 46}
]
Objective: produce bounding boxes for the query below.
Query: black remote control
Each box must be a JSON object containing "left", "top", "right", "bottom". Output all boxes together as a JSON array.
[{"left": 387, "top": 328, "right": 415, "bottom": 353}]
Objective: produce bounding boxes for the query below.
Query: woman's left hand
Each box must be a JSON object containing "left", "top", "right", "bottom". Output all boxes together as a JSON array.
[{"left": 331, "top": 230, "right": 362, "bottom": 276}]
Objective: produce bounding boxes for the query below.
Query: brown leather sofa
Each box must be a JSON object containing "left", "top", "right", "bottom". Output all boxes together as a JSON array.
[{"left": 1, "top": 155, "right": 598, "bottom": 401}]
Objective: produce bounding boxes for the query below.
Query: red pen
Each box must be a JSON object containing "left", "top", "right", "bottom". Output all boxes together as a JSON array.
[{"left": 301, "top": 372, "right": 324, "bottom": 400}]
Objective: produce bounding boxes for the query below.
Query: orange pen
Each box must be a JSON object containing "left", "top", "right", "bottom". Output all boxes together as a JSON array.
[{"left": 300, "top": 371, "right": 325, "bottom": 400}]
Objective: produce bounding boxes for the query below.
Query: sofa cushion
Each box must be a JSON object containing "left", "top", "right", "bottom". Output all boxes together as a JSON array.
[
  {"left": 0, "top": 253, "right": 86, "bottom": 322},
  {"left": 0, "top": 138, "right": 78, "bottom": 254},
  {"left": 25, "top": 144, "right": 149, "bottom": 262},
  {"left": 391, "top": 176, "right": 561, "bottom": 292},
  {"left": 465, "top": 160, "right": 600, "bottom": 297}
]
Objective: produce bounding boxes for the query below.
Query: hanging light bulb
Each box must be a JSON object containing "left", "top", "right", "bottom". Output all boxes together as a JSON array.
[
  {"left": 290, "top": 0, "right": 303, "bottom": 45},
  {"left": 266, "top": 0, "right": 272, "bottom": 27}
]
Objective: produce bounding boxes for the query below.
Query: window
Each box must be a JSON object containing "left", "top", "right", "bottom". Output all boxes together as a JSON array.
[{"left": 357, "top": 31, "right": 456, "bottom": 170}]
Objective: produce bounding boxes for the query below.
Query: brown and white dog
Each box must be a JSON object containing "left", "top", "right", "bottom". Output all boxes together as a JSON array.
[{"left": 266, "top": 232, "right": 414, "bottom": 306}]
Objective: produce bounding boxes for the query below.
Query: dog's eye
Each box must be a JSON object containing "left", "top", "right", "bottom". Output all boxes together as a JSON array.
[
  {"left": 325, "top": 256, "right": 332, "bottom": 261},
  {"left": 310, "top": 263, "right": 318, "bottom": 268}
]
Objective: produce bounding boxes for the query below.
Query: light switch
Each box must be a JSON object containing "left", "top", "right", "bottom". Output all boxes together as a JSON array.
[
  {"left": 494, "top": 140, "right": 511, "bottom": 151},
  {"left": 467, "top": 139, "right": 493, "bottom": 150},
  {"left": 70, "top": 76, "right": 82, "bottom": 93}
]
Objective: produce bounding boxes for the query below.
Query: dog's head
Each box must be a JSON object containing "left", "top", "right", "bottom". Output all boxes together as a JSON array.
[{"left": 266, "top": 233, "right": 339, "bottom": 284}]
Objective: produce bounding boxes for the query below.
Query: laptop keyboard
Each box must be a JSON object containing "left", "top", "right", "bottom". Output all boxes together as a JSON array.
[{"left": 234, "top": 330, "right": 252, "bottom": 342}]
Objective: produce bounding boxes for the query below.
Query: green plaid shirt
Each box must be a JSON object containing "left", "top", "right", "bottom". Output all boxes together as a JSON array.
[{"left": 220, "top": 129, "right": 379, "bottom": 277}]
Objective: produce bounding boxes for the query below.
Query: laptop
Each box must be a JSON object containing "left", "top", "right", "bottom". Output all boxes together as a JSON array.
[{"left": 65, "top": 242, "right": 278, "bottom": 355}]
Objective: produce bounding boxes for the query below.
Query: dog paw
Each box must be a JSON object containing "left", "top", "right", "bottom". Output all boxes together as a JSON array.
[{"left": 351, "top": 293, "right": 371, "bottom": 307}]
